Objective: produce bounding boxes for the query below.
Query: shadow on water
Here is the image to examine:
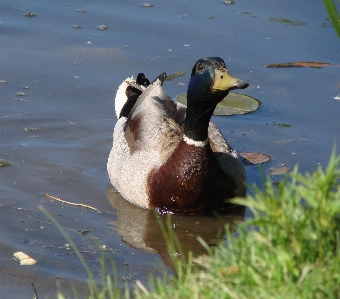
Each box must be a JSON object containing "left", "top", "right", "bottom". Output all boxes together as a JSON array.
[{"left": 106, "top": 186, "right": 245, "bottom": 271}]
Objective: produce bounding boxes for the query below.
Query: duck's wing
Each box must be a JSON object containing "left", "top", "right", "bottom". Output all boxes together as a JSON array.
[
  {"left": 124, "top": 78, "right": 186, "bottom": 162},
  {"left": 109, "top": 78, "right": 186, "bottom": 209},
  {"left": 208, "top": 122, "right": 238, "bottom": 156},
  {"left": 208, "top": 123, "right": 247, "bottom": 197}
]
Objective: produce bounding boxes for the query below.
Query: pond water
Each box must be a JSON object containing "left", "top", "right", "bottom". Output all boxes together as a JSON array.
[{"left": 1, "top": 0, "right": 339, "bottom": 298}]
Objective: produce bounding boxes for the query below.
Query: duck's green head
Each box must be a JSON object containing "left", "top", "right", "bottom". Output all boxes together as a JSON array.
[
  {"left": 187, "top": 57, "right": 248, "bottom": 106},
  {"left": 184, "top": 57, "right": 249, "bottom": 142}
]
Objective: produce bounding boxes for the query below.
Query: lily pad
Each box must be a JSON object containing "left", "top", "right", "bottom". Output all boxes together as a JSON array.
[
  {"left": 175, "top": 92, "right": 260, "bottom": 116},
  {"left": 239, "top": 152, "right": 271, "bottom": 165}
]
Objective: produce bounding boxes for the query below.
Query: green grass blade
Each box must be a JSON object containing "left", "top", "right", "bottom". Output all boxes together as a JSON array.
[{"left": 323, "top": 0, "right": 340, "bottom": 38}]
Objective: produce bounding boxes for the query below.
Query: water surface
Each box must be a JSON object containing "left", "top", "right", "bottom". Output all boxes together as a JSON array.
[{"left": 1, "top": 1, "right": 339, "bottom": 298}]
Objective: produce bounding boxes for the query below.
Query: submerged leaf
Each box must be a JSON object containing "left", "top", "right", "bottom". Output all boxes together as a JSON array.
[
  {"left": 175, "top": 92, "right": 260, "bottom": 116},
  {"left": 272, "top": 122, "right": 291, "bottom": 128},
  {"left": 270, "top": 166, "right": 289, "bottom": 175},
  {"left": 268, "top": 17, "right": 307, "bottom": 26},
  {"left": 239, "top": 152, "right": 271, "bottom": 165}
]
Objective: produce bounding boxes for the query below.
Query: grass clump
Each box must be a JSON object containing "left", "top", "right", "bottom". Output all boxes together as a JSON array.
[
  {"left": 53, "top": 153, "right": 340, "bottom": 298},
  {"left": 135, "top": 152, "right": 340, "bottom": 299}
]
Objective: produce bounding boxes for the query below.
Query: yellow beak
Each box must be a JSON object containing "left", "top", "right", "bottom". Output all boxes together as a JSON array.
[{"left": 212, "top": 69, "right": 248, "bottom": 92}]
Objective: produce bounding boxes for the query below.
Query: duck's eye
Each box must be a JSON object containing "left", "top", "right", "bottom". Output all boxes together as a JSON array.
[{"left": 197, "top": 63, "right": 205, "bottom": 72}]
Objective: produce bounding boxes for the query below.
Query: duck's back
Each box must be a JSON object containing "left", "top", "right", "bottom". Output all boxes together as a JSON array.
[{"left": 107, "top": 79, "right": 186, "bottom": 209}]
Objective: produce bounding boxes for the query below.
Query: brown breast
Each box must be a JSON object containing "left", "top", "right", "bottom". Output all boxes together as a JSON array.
[{"left": 146, "top": 139, "right": 236, "bottom": 213}]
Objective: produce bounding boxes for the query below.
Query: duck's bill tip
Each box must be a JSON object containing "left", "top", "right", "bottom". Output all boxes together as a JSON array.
[{"left": 236, "top": 80, "right": 249, "bottom": 90}]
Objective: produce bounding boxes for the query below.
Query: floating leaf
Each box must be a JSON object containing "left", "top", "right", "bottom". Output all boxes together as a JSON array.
[
  {"left": 175, "top": 92, "right": 260, "bottom": 116},
  {"left": 239, "top": 152, "right": 271, "bottom": 165},
  {"left": 13, "top": 252, "right": 37, "bottom": 265},
  {"left": 270, "top": 166, "right": 289, "bottom": 175},
  {"left": 263, "top": 62, "right": 338, "bottom": 68},
  {"left": 0, "top": 160, "right": 11, "bottom": 167},
  {"left": 165, "top": 71, "right": 187, "bottom": 81},
  {"left": 141, "top": 3, "right": 154, "bottom": 7}
]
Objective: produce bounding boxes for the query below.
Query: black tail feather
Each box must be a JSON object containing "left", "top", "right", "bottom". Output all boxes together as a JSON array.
[
  {"left": 152, "top": 72, "right": 167, "bottom": 85},
  {"left": 119, "top": 72, "right": 167, "bottom": 119}
]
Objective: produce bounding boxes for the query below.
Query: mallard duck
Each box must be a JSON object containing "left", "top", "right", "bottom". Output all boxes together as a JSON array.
[{"left": 107, "top": 57, "right": 248, "bottom": 213}]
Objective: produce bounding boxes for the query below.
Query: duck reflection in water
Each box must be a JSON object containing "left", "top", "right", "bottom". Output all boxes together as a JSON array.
[{"left": 106, "top": 186, "right": 245, "bottom": 271}]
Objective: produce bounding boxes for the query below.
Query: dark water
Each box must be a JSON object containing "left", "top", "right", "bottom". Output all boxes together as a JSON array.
[{"left": 1, "top": 1, "right": 339, "bottom": 298}]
